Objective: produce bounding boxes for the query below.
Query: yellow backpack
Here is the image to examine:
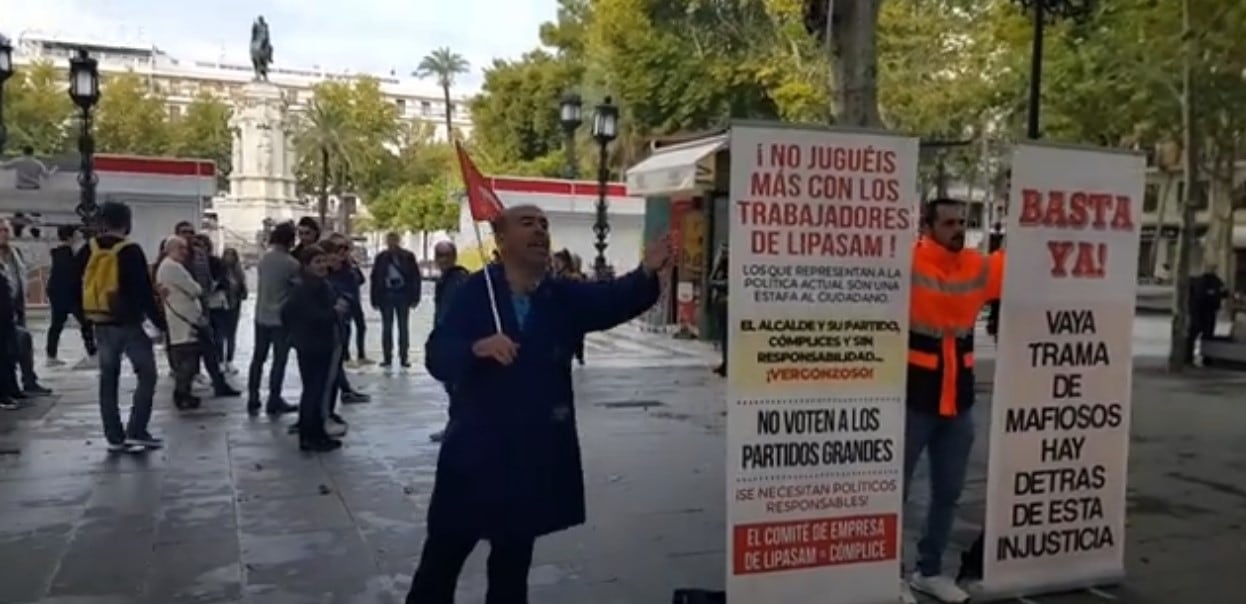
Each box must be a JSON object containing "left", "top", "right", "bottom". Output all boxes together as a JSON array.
[{"left": 82, "top": 239, "right": 136, "bottom": 322}]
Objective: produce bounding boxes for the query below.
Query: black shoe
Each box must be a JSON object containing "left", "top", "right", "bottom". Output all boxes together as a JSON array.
[
  {"left": 126, "top": 434, "right": 164, "bottom": 449},
  {"left": 713, "top": 364, "right": 727, "bottom": 377},
  {"left": 300, "top": 437, "right": 342, "bottom": 452},
  {"left": 0, "top": 398, "right": 19, "bottom": 410},
  {"left": 24, "top": 384, "right": 53, "bottom": 396},
  {"left": 174, "top": 395, "right": 202, "bottom": 410},
  {"left": 329, "top": 413, "right": 348, "bottom": 426},
  {"left": 341, "top": 391, "right": 370, "bottom": 405},
  {"left": 400, "top": 359, "right": 411, "bottom": 368},
  {"left": 10, "top": 391, "right": 29, "bottom": 400},
  {"left": 214, "top": 385, "right": 242, "bottom": 397},
  {"left": 429, "top": 429, "right": 445, "bottom": 443},
  {"left": 246, "top": 398, "right": 261, "bottom": 416},
  {"left": 266, "top": 399, "right": 298, "bottom": 415},
  {"left": 379, "top": 359, "right": 392, "bottom": 368}
]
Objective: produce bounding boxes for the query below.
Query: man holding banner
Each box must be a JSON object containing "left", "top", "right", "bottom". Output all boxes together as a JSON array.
[
  {"left": 901, "top": 198, "right": 1003, "bottom": 604},
  {"left": 404, "top": 145, "right": 673, "bottom": 604}
]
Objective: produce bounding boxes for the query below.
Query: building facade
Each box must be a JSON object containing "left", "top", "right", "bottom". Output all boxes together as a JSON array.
[{"left": 9, "top": 31, "right": 473, "bottom": 140}]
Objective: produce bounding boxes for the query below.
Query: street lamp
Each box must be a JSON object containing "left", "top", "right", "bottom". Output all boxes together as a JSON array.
[
  {"left": 559, "top": 92, "right": 583, "bottom": 179},
  {"left": 68, "top": 49, "right": 101, "bottom": 225},
  {"left": 591, "top": 96, "right": 618, "bottom": 280},
  {"left": 0, "top": 35, "right": 14, "bottom": 154},
  {"left": 1013, "top": 0, "right": 1095, "bottom": 139}
]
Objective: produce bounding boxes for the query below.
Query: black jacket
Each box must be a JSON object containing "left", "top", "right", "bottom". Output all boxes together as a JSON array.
[
  {"left": 369, "top": 247, "right": 421, "bottom": 307},
  {"left": 47, "top": 244, "right": 82, "bottom": 309},
  {"left": 282, "top": 275, "right": 341, "bottom": 354},
  {"left": 76, "top": 235, "right": 166, "bottom": 330},
  {"left": 433, "top": 265, "right": 469, "bottom": 325}
]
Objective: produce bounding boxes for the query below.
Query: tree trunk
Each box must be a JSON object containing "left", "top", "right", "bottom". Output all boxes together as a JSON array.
[
  {"left": 1149, "top": 172, "right": 1175, "bottom": 276},
  {"left": 443, "top": 85, "right": 454, "bottom": 142},
  {"left": 318, "top": 145, "right": 329, "bottom": 228},
  {"left": 829, "top": 0, "right": 884, "bottom": 127}
]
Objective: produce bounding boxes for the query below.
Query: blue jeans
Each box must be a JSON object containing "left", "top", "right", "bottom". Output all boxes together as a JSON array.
[
  {"left": 96, "top": 324, "right": 158, "bottom": 444},
  {"left": 903, "top": 406, "right": 976, "bottom": 577}
]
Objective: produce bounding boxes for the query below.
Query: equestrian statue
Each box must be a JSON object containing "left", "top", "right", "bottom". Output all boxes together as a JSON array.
[{"left": 250, "top": 16, "right": 273, "bottom": 81}]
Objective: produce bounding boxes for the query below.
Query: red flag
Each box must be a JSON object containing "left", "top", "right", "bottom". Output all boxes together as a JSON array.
[{"left": 454, "top": 140, "right": 506, "bottom": 222}]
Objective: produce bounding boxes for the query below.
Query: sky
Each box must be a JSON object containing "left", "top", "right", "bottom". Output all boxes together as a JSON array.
[{"left": 0, "top": 0, "right": 559, "bottom": 93}]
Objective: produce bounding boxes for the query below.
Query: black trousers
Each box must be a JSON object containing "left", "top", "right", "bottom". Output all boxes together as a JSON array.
[
  {"left": 47, "top": 305, "right": 96, "bottom": 357},
  {"left": 406, "top": 531, "right": 535, "bottom": 604},
  {"left": 379, "top": 301, "right": 412, "bottom": 362},
  {"left": 215, "top": 306, "right": 242, "bottom": 363},
  {"left": 296, "top": 346, "right": 336, "bottom": 440},
  {"left": 168, "top": 342, "right": 200, "bottom": 400},
  {"left": 343, "top": 302, "right": 366, "bottom": 360},
  {"left": 1185, "top": 310, "right": 1217, "bottom": 363},
  {"left": 248, "top": 323, "right": 291, "bottom": 402}
]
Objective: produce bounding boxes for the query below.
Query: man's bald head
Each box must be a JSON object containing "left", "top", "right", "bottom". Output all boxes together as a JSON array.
[
  {"left": 492, "top": 204, "right": 549, "bottom": 272},
  {"left": 433, "top": 240, "right": 458, "bottom": 271}
]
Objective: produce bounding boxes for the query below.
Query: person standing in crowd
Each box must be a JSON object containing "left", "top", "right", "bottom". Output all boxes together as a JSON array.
[
  {"left": 327, "top": 234, "right": 369, "bottom": 366},
  {"left": 322, "top": 237, "right": 370, "bottom": 406},
  {"left": 709, "top": 244, "right": 728, "bottom": 377},
  {"left": 282, "top": 244, "right": 349, "bottom": 452},
  {"left": 1, "top": 146, "right": 58, "bottom": 190},
  {"left": 218, "top": 248, "right": 248, "bottom": 372},
  {"left": 0, "top": 219, "right": 51, "bottom": 396},
  {"left": 1187, "top": 263, "right": 1226, "bottom": 364},
  {"left": 248, "top": 222, "right": 300, "bottom": 416},
  {"left": 156, "top": 236, "right": 212, "bottom": 410},
  {"left": 370, "top": 232, "right": 421, "bottom": 368},
  {"left": 899, "top": 198, "right": 1003, "bottom": 604},
  {"left": 45, "top": 225, "right": 96, "bottom": 366},
  {"left": 0, "top": 264, "right": 19, "bottom": 410},
  {"left": 188, "top": 234, "right": 239, "bottom": 396},
  {"left": 427, "top": 240, "right": 469, "bottom": 443},
  {"left": 293, "top": 217, "right": 321, "bottom": 258},
  {"left": 79, "top": 201, "right": 166, "bottom": 453},
  {"left": 405, "top": 205, "right": 670, "bottom": 604}
]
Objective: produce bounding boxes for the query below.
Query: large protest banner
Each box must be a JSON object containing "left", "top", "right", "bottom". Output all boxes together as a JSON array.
[
  {"left": 982, "top": 142, "right": 1144, "bottom": 598},
  {"left": 726, "top": 123, "right": 918, "bottom": 603}
]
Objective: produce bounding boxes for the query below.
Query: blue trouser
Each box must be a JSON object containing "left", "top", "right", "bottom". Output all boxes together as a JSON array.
[
  {"left": 903, "top": 405, "right": 976, "bottom": 577},
  {"left": 96, "top": 324, "right": 158, "bottom": 445}
]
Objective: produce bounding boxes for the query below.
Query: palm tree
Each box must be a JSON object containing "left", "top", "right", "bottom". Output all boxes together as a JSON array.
[
  {"left": 414, "top": 48, "right": 469, "bottom": 141},
  {"left": 294, "top": 96, "right": 355, "bottom": 227}
]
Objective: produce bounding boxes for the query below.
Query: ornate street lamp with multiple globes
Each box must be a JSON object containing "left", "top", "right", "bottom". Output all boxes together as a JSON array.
[
  {"left": 558, "top": 93, "right": 583, "bottom": 179},
  {"left": 68, "top": 49, "right": 101, "bottom": 225},
  {"left": 590, "top": 96, "right": 619, "bottom": 279},
  {"left": 0, "top": 35, "right": 15, "bottom": 154}
]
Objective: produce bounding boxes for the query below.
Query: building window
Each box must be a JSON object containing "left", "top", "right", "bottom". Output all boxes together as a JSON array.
[
  {"left": 421, "top": 101, "right": 432, "bottom": 116},
  {"left": 1143, "top": 183, "right": 1159, "bottom": 213},
  {"left": 396, "top": 98, "right": 406, "bottom": 115}
]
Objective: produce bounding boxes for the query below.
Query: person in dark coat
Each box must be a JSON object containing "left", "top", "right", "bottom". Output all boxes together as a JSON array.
[
  {"left": 45, "top": 225, "right": 96, "bottom": 364},
  {"left": 1187, "top": 264, "right": 1227, "bottom": 364},
  {"left": 708, "top": 244, "right": 729, "bottom": 377},
  {"left": 369, "top": 232, "right": 421, "bottom": 367},
  {"left": 427, "top": 240, "right": 470, "bottom": 443},
  {"left": 292, "top": 216, "right": 321, "bottom": 259},
  {"left": 282, "top": 244, "right": 348, "bottom": 452},
  {"left": 404, "top": 204, "right": 671, "bottom": 604},
  {"left": 0, "top": 272, "right": 19, "bottom": 409}
]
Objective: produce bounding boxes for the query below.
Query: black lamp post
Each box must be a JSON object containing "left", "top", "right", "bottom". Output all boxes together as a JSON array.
[
  {"left": 1014, "top": 0, "right": 1095, "bottom": 140},
  {"left": 590, "top": 96, "right": 618, "bottom": 280},
  {"left": 559, "top": 92, "right": 582, "bottom": 179},
  {"left": 68, "top": 49, "right": 101, "bottom": 225},
  {"left": 0, "top": 35, "right": 14, "bottom": 154}
]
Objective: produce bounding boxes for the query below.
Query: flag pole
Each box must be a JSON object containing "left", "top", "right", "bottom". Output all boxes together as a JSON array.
[{"left": 473, "top": 220, "right": 503, "bottom": 334}]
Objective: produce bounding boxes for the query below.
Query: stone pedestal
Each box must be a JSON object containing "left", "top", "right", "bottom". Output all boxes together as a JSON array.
[{"left": 215, "top": 81, "right": 301, "bottom": 237}]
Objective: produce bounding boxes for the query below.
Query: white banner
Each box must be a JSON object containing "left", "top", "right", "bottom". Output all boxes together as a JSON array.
[
  {"left": 726, "top": 123, "right": 918, "bottom": 603},
  {"left": 983, "top": 142, "right": 1144, "bottom": 597}
]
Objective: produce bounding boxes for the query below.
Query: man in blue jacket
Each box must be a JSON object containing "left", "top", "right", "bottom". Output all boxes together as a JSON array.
[{"left": 405, "top": 205, "right": 671, "bottom": 604}]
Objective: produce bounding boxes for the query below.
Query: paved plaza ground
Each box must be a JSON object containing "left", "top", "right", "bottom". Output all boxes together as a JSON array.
[{"left": 0, "top": 303, "right": 1242, "bottom": 603}]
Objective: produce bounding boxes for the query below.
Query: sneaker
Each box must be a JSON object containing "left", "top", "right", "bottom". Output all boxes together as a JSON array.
[
  {"left": 898, "top": 580, "right": 918, "bottom": 604},
  {"left": 46, "top": 357, "right": 66, "bottom": 368},
  {"left": 266, "top": 399, "right": 298, "bottom": 415},
  {"left": 0, "top": 398, "right": 19, "bottom": 410},
  {"left": 107, "top": 441, "right": 146, "bottom": 454},
  {"left": 379, "top": 359, "right": 392, "bottom": 368},
  {"left": 909, "top": 572, "right": 970, "bottom": 603},
  {"left": 126, "top": 434, "right": 165, "bottom": 450},
  {"left": 357, "top": 356, "right": 375, "bottom": 366}
]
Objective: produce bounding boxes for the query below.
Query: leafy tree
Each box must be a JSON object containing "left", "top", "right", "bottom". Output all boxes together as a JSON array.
[
  {"left": 94, "top": 71, "right": 171, "bottom": 155},
  {"left": 169, "top": 92, "right": 232, "bottom": 186},
  {"left": 2, "top": 60, "right": 74, "bottom": 154},
  {"left": 415, "top": 47, "right": 470, "bottom": 139}
]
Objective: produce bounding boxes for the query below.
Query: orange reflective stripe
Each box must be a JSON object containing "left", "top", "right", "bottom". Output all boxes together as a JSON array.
[
  {"left": 908, "top": 350, "right": 939, "bottom": 369},
  {"left": 939, "top": 335, "right": 958, "bottom": 417}
]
